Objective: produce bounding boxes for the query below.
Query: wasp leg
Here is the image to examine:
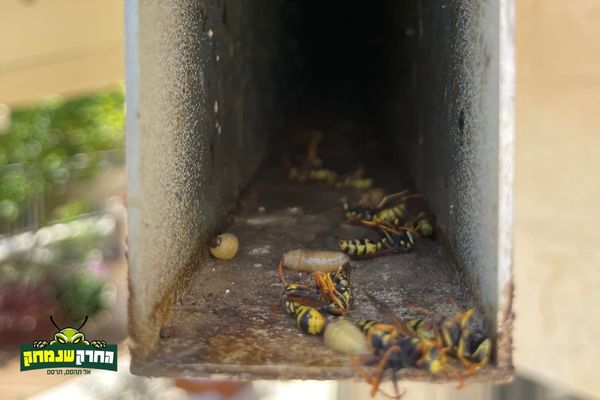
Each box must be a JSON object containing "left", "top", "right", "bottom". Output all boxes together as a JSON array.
[
  {"left": 377, "top": 385, "right": 405, "bottom": 400},
  {"left": 369, "top": 344, "right": 402, "bottom": 398},
  {"left": 354, "top": 354, "right": 402, "bottom": 399},
  {"left": 391, "top": 368, "right": 400, "bottom": 399},
  {"left": 352, "top": 354, "right": 377, "bottom": 385},
  {"left": 375, "top": 190, "right": 412, "bottom": 209},
  {"left": 466, "top": 363, "right": 481, "bottom": 376},
  {"left": 271, "top": 300, "right": 281, "bottom": 316},
  {"left": 360, "top": 220, "right": 401, "bottom": 235},
  {"left": 456, "top": 346, "right": 479, "bottom": 376},
  {"left": 448, "top": 362, "right": 466, "bottom": 389},
  {"left": 314, "top": 272, "right": 348, "bottom": 316},
  {"left": 458, "top": 308, "right": 475, "bottom": 327},
  {"left": 353, "top": 353, "right": 397, "bottom": 398},
  {"left": 278, "top": 259, "right": 286, "bottom": 285},
  {"left": 375, "top": 191, "right": 425, "bottom": 209},
  {"left": 380, "top": 228, "right": 396, "bottom": 248},
  {"left": 378, "top": 368, "right": 404, "bottom": 400},
  {"left": 407, "top": 304, "right": 436, "bottom": 317},
  {"left": 407, "top": 211, "right": 434, "bottom": 223},
  {"left": 440, "top": 295, "right": 476, "bottom": 328},
  {"left": 457, "top": 336, "right": 476, "bottom": 370},
  {"left": 431, "top": 349, "right": 466, "bottom": 389},
  {"left": 456, "top": 334, "right": 483, "bottom": 376},
  {"left": 305, "top": 131, "right": 322, "bottom": 165}
]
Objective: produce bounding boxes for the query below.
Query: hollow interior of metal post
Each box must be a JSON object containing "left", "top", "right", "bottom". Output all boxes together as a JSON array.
[
  {"left": 132, "top": 126, "right": 504, "bottom": 381},
  {"left": 130, "top": 0, "right": 511, "bottom": 381}
]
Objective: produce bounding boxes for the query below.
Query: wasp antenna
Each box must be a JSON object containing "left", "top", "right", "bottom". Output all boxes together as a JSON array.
[
  {"left": 78, "top": 316, "right": 89, "bottom": 331},
  {"left": 49, "top": 316, "right": 61, "bottom": 330}
]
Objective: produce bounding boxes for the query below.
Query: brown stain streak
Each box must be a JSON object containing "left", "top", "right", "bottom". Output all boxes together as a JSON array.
[{"left": 496, "top": 280, "right": 514, "bottom": 372}]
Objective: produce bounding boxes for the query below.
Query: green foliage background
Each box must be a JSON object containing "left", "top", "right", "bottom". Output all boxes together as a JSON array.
[
  {"left": 0, "top": 89, "right": 125, "bottom": 228},
  {"left": 0, "top": 89, "right": 124, "bottom": 346}
]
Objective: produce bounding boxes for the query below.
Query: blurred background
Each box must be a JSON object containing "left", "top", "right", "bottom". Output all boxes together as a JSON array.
[{"left": 0, "top": 0, "right": 598, "bottom": 399}]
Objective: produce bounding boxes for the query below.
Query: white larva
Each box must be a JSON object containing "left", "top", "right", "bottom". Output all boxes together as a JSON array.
[{"left": 324, "top": 319, "right": 369, "bottom": 356}]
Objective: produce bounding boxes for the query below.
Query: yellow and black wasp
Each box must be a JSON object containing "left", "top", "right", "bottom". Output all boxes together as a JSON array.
[
  {"left": 284, "top": 131, "right": 341, "bottom": 185},
  {"left": 432, "top": 308, "right": 491, "bottom": 373},
  {"left": 342, "top": 190, "right": 424, "bottom": 224},
  {"left": 313, "top": 267, "right": 352, "bottom": 316},
  {"left": 356, "top": 320, "right": 405, "bottom": 359},
  {"left": 355, "top": 319, "right": 451, "bottom": 375},
  {"left": 388, "top": 211, "right": 436, "bottom": 239},
  {"left": 281, "top": 283, "right": 327, "bottom": 335},
  {"left": 354, "top": 317, "right": 417, "bottom": 398},
  {"left": 408, "top": 302, "right": 492, "bottom": 373},
  {"left": 353, "top": 335, "right": 421, "bottom": 399},
  {"left": 353, "top": 294, "right": 461, "bottom": 399},
  {"left": 457, "top": 313, "right": 491, "bottom": 371},
  {"left": 414, "top": 216, "right": 435, "bottom": 238},
  {"left": 339, "top": 223, "right": 415, "bottom": 257},
  {"left": 353, "top": 325, "right": 453, "bottom": 398},
  {"left": 288, "top": 166, "right": 338, "bottom": 185},
  {"left": 280, "top": 267, "right": 353, "bottom": 334},
  {"left": 335, "top": 166, "right": 374, "bottom": 190}
]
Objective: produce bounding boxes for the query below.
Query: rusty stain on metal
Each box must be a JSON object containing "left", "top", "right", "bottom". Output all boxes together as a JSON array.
[{"left": 496, "top": 281, "right": 515, "bottom": 371}]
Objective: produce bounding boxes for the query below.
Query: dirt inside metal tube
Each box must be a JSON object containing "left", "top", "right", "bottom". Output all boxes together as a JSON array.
[
  {"left": 131, "top": 120, "right": 506, "bottom": 382},
  {"left": 129, "top": 0, "right": 512, "bottom": 382}
]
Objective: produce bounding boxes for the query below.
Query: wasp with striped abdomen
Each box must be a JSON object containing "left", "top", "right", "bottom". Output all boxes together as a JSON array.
[
  {"left": 439, "top": 308, "right": 491, "bottom": 373},
  {"left": 313, "top": 267, "right": 352, "bottom": 316},
  {"left": 288, "top": 166, "right": 338, "bottom": 185},
  {"left": 339, "top": 223, "right": 415, "bottom": 257},
  {"left": 409, "top": 303, "right": 492, "bottom": 374},
  {"left": 353, "top": 322, "right": 454, "bottom": 398},
  {"left": 280, "top": 266, "right": 353, "bottom": 334},
  {"left": 356, "top": 318, "right": 449, "bottom": 374},
  {"left": 386, "top": 211, "right": 436, "bottom": 239},
  {"left": 355, "top": 312, "right": 420, "bottom": 398},
  {"left": 342, "top": 190, "right": 425, "bottom": 224},
  {"left": 353, "top": 293, "right": 465, "bottom": 398},
  {"left": 281, "top": 283, "right": 327, "bottom": 335}
]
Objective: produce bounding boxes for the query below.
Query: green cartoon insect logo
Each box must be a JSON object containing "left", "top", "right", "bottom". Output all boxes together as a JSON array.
[
  {"left": 21, "top": 316, "right": 117, "bottom": 372},
  {"left": 33, "top": 316, "right": 106, "bottom": 349}
]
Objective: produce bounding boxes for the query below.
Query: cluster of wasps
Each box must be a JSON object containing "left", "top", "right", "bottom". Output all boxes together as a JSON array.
[
  {"left": 284, "top": 130, "right": 435, "bottom": 259},
  {"left": 338, "top": 189, "right": 435, "bottom": 258},
  {"left": 277, "top": 250, "right": 491, "bottom": 399},
  {"left": 283, "top": 131, "right": 375, "bottom": 190},
  {"left": 278, "top": 249, "right": 352, "bottom": 335},
  {"left": 278, "top": 132, "right": 491, "bottom": 398},
  {"left": 354, "top": 294, "right": 491, "bottom": 398}
]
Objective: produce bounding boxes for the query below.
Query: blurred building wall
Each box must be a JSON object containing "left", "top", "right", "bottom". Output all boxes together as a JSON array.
[
  {"left": 0, "top": 0, "right": 124, "bottom": 106},
  {"left": 514, "top": 0, "right": 600, "bottom": 397}
]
